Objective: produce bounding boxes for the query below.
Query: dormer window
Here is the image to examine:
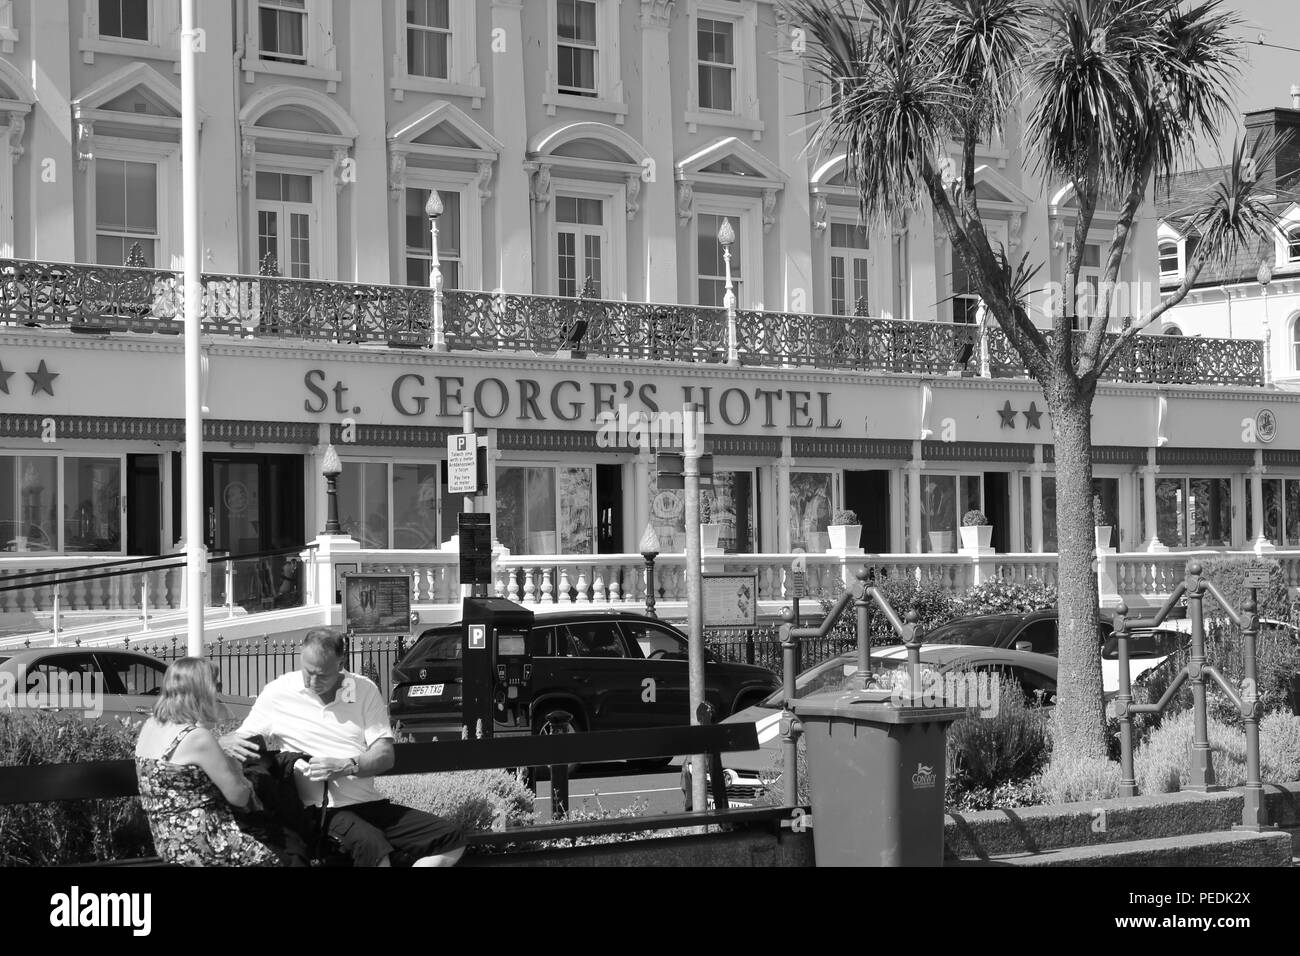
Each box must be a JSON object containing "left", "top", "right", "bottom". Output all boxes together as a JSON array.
[
  {"left": 1159, "top": 239, "right": 1181, "bottom": 278},
  {"left": 1288, "top": 225, "right": 1300, "bottom": 263}
]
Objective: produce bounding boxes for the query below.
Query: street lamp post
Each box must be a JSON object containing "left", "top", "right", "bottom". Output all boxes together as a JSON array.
[
  {"left": 718, "top": 219, "right": 739, "bottom": 367},
  {"left": 639, "top": 523, "right": 660, "bottom": 619},
  {"left": 321, "top": 443, "right": 343, "bottom": 535},
  {"left": 427, "top": 191, "right": 446, "bottom": 352}
]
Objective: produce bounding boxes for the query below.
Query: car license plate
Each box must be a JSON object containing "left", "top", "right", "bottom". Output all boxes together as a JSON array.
[{"left": 407, "top": 684, "right": 445, "bottom": 698}]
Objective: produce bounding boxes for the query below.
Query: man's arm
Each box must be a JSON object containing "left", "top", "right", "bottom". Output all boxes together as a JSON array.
[
  {"left": 219, "top": 686, "right": 277, "bottom": 761},
  {"left": 304, "top": 738, "right": 394, "bottom": 781}
]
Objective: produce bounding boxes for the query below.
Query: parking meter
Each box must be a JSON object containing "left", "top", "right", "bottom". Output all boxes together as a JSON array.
[{"left": 461, "top": 597, "right": 535, "bottom": 738}]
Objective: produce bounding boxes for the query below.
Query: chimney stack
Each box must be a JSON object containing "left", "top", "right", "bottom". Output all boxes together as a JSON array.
[{"left": 1291, "top": 84, "right": 1300, "bottom": 110}]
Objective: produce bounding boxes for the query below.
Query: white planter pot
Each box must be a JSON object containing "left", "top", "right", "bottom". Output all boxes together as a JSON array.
[
  {"left": 928, "top": 531, "right": 953, "bottom": 553},
  {"left": 700, "top": 523, "right": 721, "bottom": 550},
  {"left": 959, "top": 525, "right": 993, "bottom": 550},
  {"left": 827, "top": 524, "right": 862, "bottom": 551},
  {"left": 1095, "top": 525, "right": 1112, "bottom": 549}
]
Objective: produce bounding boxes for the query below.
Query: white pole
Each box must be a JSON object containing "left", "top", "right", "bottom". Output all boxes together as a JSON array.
[
  {"left": 684, "top": 403, "right": 707, "bottom": 814},
  {"left": 181, "top": 0, "right": 206, "bottom": 657}
]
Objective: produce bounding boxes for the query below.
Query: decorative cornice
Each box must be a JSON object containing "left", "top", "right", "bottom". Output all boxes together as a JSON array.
[
  {"left": 922, "top": 440, "right": 1034, "bottom": 463},
  {"left": 330, "top": 423, "right": 455, "bottom": 448},
  {"left": 791, "top": 437, "right": 912, "bottom": 460},
  {"left": 0, "top": 416, "right": 317, "bottom": 444},
  {"left": 7, "top": 111, "right": 23, "bottom": 158},
  {"left": 625, "top": 173, "right": 641, "bottom": 220},
  {"left": 498, "top": 429, "right": 622, "bottom": 454},
  {"left": 676, "top": 180, "right": 694, "bottom": 226},
  {"left": 1156, "top": 447, "right": 1254, "bottom": 467},
  {"left": 1043, "top": 444, "right": 1146, "bottom": 465},
  {"left": 476, "top": 160, "right": 495, "bottom": 205},
  {"left": 388, "top": 147, "right": 407, "bottom": 201},
  {"left": 762, "top": 188, "right": 778, "bottom": 233},
  {"left": 703, "top": 435, "right": 782, "bottom": 457},
  {"left": 1263, "top": 448, "right": 1300, "bottom": 467}
]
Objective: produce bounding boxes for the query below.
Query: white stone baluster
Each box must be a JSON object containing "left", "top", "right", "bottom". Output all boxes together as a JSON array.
[
  {"left": 541, "top": 568, "right": 554, "bottom": 604},
  {"left": 575, "top": 571, "right": 590, "bottom": 604},
  {"left": 507, "top": 571, "right": 520, "bottom": 604},
  {"left": 593, "top": 573, "right": 606, "bottom": 604},
  {"left": 607, "top": 566, "right": 621, "bottom": 603},
  {"left": 494, "top": 569, "right": 506, "bottom": 598},
  {"left": 522, "top": 568, "right": 536, "bottom": 604},
  {"left": 558, "top": 567, "right": 571, "bottom": 603}
]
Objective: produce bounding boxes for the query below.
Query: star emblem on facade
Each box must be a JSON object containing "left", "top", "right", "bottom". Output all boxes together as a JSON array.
[
  {"left": 0, "top": 361, "right": 12, "bottom": 395},
  {"left": 28, "top": 360, "right": 58, "bottom": 396},
  {"left": 1023, "top": 402, "right": 1043, "bottom": 429},
  {"left": 997, "top": 400, "right": 1018, "bottom": 428}
]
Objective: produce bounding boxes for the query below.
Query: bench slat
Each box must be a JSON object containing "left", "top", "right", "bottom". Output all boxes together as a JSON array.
[
  {"left": 0, "top": 723, "right": 762, "bottom": 805},
  {"left": 464, "top": 806, "right": 794, "bottom": 847}
]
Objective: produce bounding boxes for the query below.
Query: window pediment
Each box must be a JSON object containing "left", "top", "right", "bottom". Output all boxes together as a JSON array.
[
  {"left": 676, "top": 136, "right": 785, "bottom": 188},
  {"left": 72, "top": 63, "right": 199, "bottom": 132}
]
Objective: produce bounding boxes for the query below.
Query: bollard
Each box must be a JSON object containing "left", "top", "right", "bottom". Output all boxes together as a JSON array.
[
  {"left": 1237, "top": 589, "right": 1267, "bottom": 830},
  {"left": 1184, "top": 563, "right": 1216, "bottom": 791}
]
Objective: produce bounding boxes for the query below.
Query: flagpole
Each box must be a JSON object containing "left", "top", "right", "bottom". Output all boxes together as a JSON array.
[{"left": 181, "top": 0, "right": 206, "bottom": 657}]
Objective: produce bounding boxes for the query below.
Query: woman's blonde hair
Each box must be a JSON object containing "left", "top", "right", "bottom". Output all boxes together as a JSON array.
[{"left": 153, "top": 657, "right": 222, "bottom": 726}]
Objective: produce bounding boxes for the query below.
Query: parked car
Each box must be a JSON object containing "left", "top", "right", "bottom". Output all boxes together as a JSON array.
[
  {"left": 0, "top": 647, "right": 253, "bottom": 725},
  {"left": 389, "top": 611, "right": 781, "bottom": 761},
  {"left": 881, "top": 607, "right": 1183, "bottom": 694},
  {"left": 682, "top": 644, "right": 1059, "bottom": 809}
]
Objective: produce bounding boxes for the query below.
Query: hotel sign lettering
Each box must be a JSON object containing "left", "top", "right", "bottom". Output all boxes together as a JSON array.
[{"left": 303, "top": 370, "right": 844, "bottom": 431}]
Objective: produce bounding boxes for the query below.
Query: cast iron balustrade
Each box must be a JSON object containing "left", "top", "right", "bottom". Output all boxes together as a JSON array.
[{"left": 0, "top": 257, "right": 1265, "bottom": 386}]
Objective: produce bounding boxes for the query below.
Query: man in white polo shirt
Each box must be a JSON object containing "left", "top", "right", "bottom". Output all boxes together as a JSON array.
[{"left": 222, "top": 629, "right": 464, "bottom": 867}]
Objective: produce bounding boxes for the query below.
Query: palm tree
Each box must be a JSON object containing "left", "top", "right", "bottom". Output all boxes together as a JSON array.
[{"left": 787, "top": 0, "right": 1283, "bottom": 760}]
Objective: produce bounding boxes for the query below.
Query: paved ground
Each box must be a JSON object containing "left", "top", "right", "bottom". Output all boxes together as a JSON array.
[{"left": 531, "top": 759, "right": 688, "bottom": 818}]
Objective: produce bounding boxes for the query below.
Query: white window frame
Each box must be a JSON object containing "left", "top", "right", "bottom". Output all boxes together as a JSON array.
[
  {"left": 1, "top": 451, "right": 128, "bottom": 556},
  {"left": 86, "top": 137, "right": 179, "bottom": 269},
  {"left": 391, "top": 0, "right": 485, "bottom": 106},
  {"left": 0, "top": 106, "right": 28, "bottom": 258},
  {"left": 553, "top": 194, "right": 609, "bottom": 299},
  {"left": 1158, "top": 239, "right": 1182, "bottom": 279},
  {"left": 80, "top": 0, "right": 179, "bottom": 64},
  {"left": 1065, "top": 235, "right": 1107, "bottom": 330},
  {"left": 1290, "top": 313, "right": 1300, "bottom": 373},
  {"left": 826, "top": 216, "right": 873, "bottom": 316},
  {"left": 0, "top": 2, "right": 17, "bottom": 54},
  {"left": 952, "top": 219, "right": 1007, "bottom": 324},
  {"left": 245, "top": 155, "right": 336, "bottom": 279},
  {"left": 403, "top": 168, "right": 482, "bottom": 291},
  {"left": 1147, "top": 471, "right": 1238, "bottom": 550},
  {"left": 693, "top": 195, "right": 762, "bottom": 309},
  {"left": 920, "top": 470, "right": 985, "bottom": 554},
  {"left": 686, "top": 0, "right": 762, "bottom": 139},
  {"left": 545, "top": 177, "right": 627, "bottom": 299},
  {"left": 787, "top": 467, "right": 840, "bottom": 553},
  {"left": 255, "top": 170, "right": 317, "bottom": 279},
  {"left": 497, "top": 459, "right": 598, "bottom": 556},
  {"left": 242, "top": 0, "right": 342, "bottom": 91},
  {"left": 543, "top": 0, "right": 628, "bottom": 123}
]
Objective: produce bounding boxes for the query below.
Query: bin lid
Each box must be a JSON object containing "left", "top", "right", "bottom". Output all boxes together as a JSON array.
[{"left": 789, "top": 687, "right": 967, "bottom": 725}]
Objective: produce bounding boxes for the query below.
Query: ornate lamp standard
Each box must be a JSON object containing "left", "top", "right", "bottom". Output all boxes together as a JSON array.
[
  {"left": 426, "top": 191, "right": 446, "bottom": 352},
  {"left": 718, "top": 218, "right": 739, "bottom": 367},
  {"left": 321, "top": 443, "right": 343, "bottom": 535},
  {"left": 639, "top": 523, "right": 660, "bottom": 619}
]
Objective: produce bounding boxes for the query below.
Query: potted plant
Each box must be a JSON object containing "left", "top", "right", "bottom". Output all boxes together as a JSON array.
[
  {"left": 959, "top": 509, "right": 992, "bottom": 550},
  {"left": 827, "top": 508, "right": 861, "bottom": 550},
  {"left": 1093, "top": 494, "right": 1112, "bottom": 549}
]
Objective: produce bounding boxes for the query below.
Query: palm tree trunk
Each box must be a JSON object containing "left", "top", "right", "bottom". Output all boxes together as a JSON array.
[{"left": 1047, "top": 386, "right": 1107, "bottom": 761}]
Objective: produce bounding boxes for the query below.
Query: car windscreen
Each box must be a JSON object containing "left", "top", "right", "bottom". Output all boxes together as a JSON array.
[
  {"left": 404, "top": 632, "right": 461, "bottom": 664},
  {"left": 1101, "top": 630, "right": 1185, "bottom": 660},
  {"left": 925, "top": 618, "right": 1011, "bottom": 647}
]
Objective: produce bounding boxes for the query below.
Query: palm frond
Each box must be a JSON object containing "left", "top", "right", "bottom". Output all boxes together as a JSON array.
[{"left": 933, "top": 0, "right": 1038, "bottom": 142}]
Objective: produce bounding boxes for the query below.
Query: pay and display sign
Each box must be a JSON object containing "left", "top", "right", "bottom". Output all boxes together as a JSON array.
[{"left": 448, "top": 433, "right": 478, "bottom": 494}]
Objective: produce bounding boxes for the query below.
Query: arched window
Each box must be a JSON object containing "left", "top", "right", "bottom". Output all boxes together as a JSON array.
[
  {"left": 1291, "top": 315, "right": 1300, "bottom": 370},
  {"left": 1159, "top": 240, "right": 1180, "bottom": 277}
]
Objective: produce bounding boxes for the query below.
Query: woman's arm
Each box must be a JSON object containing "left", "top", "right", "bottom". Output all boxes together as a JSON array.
[{"left": 175, "top": 727, "right": 255, "bottom": 809}]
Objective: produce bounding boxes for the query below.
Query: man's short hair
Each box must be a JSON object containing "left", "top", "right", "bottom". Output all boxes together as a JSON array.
[{"left": 302, "top": 628, "right": 348, "bottom": 661}]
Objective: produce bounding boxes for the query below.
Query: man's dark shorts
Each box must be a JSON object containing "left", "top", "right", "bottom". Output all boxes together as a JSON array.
[{"left": 325, "top": 800, "right": 465, "bottom": 867}]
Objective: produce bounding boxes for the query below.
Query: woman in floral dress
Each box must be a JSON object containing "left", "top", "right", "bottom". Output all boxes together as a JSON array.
[{"left": 134, "top": 657, "right": 285, "bottom": 866}]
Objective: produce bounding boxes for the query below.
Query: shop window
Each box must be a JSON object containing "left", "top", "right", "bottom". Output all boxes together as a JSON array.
[
  {"left": 496, "top": 466, "right": 594, "bottom": 555},
  {"left": 1154, "top": 476, "right": 1231, "bottom": 548},
  {"left": 647, "top": 469, "right": 755, "bottom": 554},
  {"left": 922, "top": 474, "right": 982, "bottom": 553},
  {"left": 1244, "top": 477, "right": 1300, "bottom": 547},
  {"left": 789, "top": 472, "right": 834, "bottom": 552},
  {"left": 338, "top": 462, "right": 389, "bottom": 549},
  {"left": 0, "top": 455, "right": 122, "bottom": 554}
]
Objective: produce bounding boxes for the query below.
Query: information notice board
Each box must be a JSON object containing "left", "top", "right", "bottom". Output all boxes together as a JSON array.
[
  {"left": 342, "top": 572, "right": 412, "bottom": 638},
  {"left": 702, "top": 573, "right": 758, "bottom": 627}
]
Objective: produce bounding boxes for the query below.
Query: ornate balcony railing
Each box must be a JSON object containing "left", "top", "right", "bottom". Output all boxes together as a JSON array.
[{"left": 0, "top": 258, "right": 1264, "bottom": 386}]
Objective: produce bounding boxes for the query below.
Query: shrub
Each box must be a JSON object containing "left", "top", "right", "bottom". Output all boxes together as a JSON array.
[
  {"left": 1134, "top": 708, "right": 1300, "bottom": 793},
  {"left": 961, "top": 509, "right": 988, "bottom": 527},
  {"left": 956, "top": 578, "right": 1057, "bottom": 617},
  {"left": 374, "top": 769, "right": 535, "bottom": 834},
  {"left": 858, "top": 572, "right": 960, "bottom": 643},
  {"left": 1197, "top": 557, "right": 1292, "bottom": 624},
  {"left": 1093, "top": 494, "right": 1109, "bottom": 527},
  {"left": 944, "top": 777, "right": 1042, "bottom": 812},
  {"left": 759, "top": 738, "right": 810, "bottom": 807},
  {"left": 945, "top": 674, "right": 1050, "bottom": 791},
  {"left": 831, "top": 509, "right": 858, "bottom": 525},
  {"left": 0, "top": 712, "right": 154, "bottom": 866},
  {"left": 1035, "top": 755, "right": 1123, "bottom": 804}
]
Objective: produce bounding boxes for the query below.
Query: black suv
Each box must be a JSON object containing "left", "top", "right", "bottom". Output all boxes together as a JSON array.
[{"left": 389, "top": 610, "right": 780, "bottom": 747}]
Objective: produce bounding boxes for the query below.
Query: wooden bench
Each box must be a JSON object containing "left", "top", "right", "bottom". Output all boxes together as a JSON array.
[{"left": 0, "top": 723, "right": 776, "bottom": 865}]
